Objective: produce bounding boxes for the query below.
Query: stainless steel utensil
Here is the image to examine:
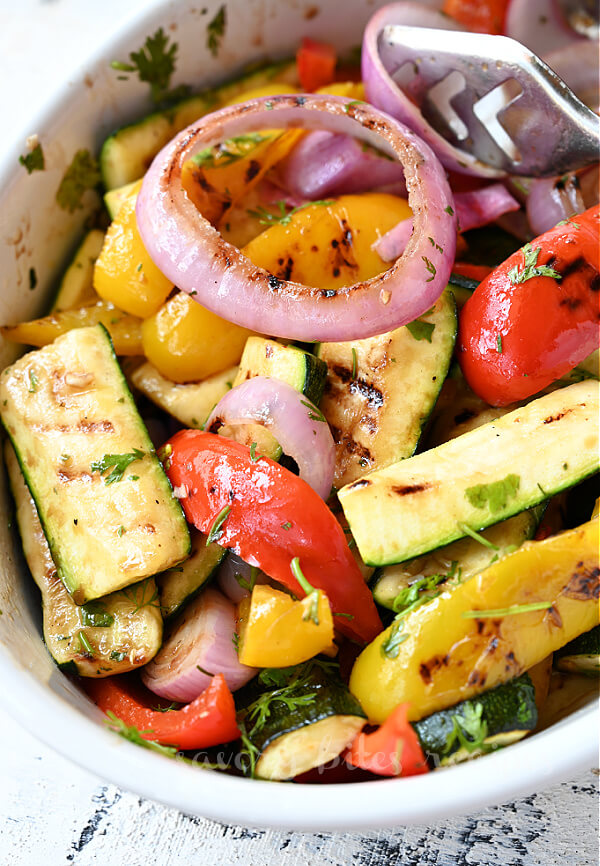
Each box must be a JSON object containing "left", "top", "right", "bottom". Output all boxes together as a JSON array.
[{"left": 379, "top": 25, "right": 599, "bottom": 176}]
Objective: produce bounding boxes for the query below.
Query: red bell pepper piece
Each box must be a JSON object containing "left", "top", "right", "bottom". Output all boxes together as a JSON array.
[
  {"left": 297, "top": 38, "right": 337, "bottom": 92},
  {"left": 345, "top": 704, "right": 430, "bottom": 777},
  {"left": 164, "top": 430, "right": 382, "bottom": 644},
  {"left": 85, "top": 672, "right": 239, "bottom": 751},
  {"left": 451, "top": 262, "right": 493, "bottom": 282},
  {"left": 443, "top": 0, "right": 509, "bottom": 34}
]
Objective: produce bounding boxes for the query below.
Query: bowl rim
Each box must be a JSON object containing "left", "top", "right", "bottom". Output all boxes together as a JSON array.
[{"left": 0, "top": 0, "right": 598, "bottom": 831}]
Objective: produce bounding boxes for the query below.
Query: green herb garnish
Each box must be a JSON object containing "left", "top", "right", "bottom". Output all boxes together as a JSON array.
[
  {"left": 206, "top": 504, "right": 231, "bottom": 545},
  {"left": 19, "top": 143, "right": 45, "bottom": 174},
  {"left": 465, "top": 474, "right": 520, "bottom": 515},
  {"left": 234, "top": 565, "right": 259, "bottom": 593},
  {"left": 300, "top": 399, "right": 327, "bottom": 423},
  {"left": 380, "top": 619, "right": 408, "bottom": 659},
  {"left": 111, "top": 27, "right": 187, "bottom": 104},
  {"left": 290, "top": 557, "right": 320, "bottom": 625},
  {"left": 110, "top": 650, "right": 127, "bottom": 662},
  {"left": 406, "top": 318, "right": 436, "bottom": 343},
  {"left": 496, "top": 334, "right": 503, "bottom": 354},
  {"left": 91, "top": 448, "right": 145, "bottom": 484},
  {"left": 351, "top": 347, "right": 358, "bottom": 380},
  {"left": 281, "top": 521, "right": 292, "bottom": 531},
  {"left": 56, "top": 150, "right": 101, "bottom": 213},
  {"left": 508, "top": 243, "right": 562, "bottom": 285},
  {"left": 458, "top": 523, "right": 500, "bottom": 550},
  {"left": 105, "top": 711, "right": 178, "bottom": 758},
  {"left": 80, "top": 601, "right": 114, "bottom": 628},
  {"left": 207, "top": 5, "right": 227, "bottom": 57},
  {"left": 443, "top": 702, "right": 491, "bottom": 756},
  {"left": 77, "top": 631, "right": 94, "bottom": 655},
  {"left": 422, "top": 256, "right": 437, "bottom": 282},
  {"left": 193, "top": 132, "right": 270, "bottom": 169},
  {"left": 247, "top": 198, "right": 334, "bottom": 227},
  {"left": 462, "top": 601, "right": 553, "bottom": 619},
  {"left": 121, "top": 578, "right": 160, "bottom": 613},
  {"left": 28, "top": 369, "right": 38, "bottom": 393},
  {"left": 249, "top": 442, "right": 259, "bottom": 462}
]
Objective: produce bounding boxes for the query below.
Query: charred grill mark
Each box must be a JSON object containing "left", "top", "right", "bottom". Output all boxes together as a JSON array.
[
  {"left": 57, "top": 469, "right": 93, "bottom": 483},
  {"left": 329, "top": 424, "right": 372, "bottom": 462},
  {"left": 349, "top": 379, "right": 384, "bottom": 408},
  {"left": 558, "top": 255, "right": 586, "bottom": 280},
  {"left": 332, "top": 364, "right": 352, "bottom": 383},
  {"left": 543, "top": 408, "right": 572, "bottom": 424},
  {"left": 245, "top": 159, "right": 261, "bottom": 183},
  {"left": 346, "top": 478, "right": 371, "bottom": 490},
  {"left": 361, "top": 414, "right": 378, "bottom": 435},
  {"left": 591, "top": 274, "right": 600, "bottom": 292},
  {"left": 321, "top": 289, "right": 336, "bottom": 298},
  {"left": 546, "top": 605, "right": 563, "bottom": 628},
  {"left": 559, "top": 297, "right": 582, "bottom": 309},
  {"left": 280, "top": 257, "right": 294, "bottom": 281},
  {"left": 563, "top": 564, "right": 600, "bottom": 601},
  {"left": 391, "top": 482, "right": 431, "bottom": 496},
  {"left": 419, "top": 654, "right": 449, "bottom": 684},
  {"left": 206, "top": 416, "right": 222, "bottom": 433},
  {"left": 78, "top": 420, "right": 114, "bottom": 434},
  {"left": 467, "top": 669, "right": 487, "bottom": 687},
  {"left": 268, "top": 275, "right": 283, "bottom": 292}
]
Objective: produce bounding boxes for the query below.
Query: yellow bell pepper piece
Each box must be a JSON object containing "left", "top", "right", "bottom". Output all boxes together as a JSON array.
[
  {"left": 93, "top": 186, "right": 173, "bottom": 318},
  {"left": 222, "top": 82, "right": 300, "bottom": 106},
  {"left": 350, "top": 517, "right": 600, "bottom": 724},
  {"left": 141, "top": 291, "right": 254, "bottom": 383},
  {"left": 1, "top": 301, "right": 142, "bottom": 356},
  {"left": 238, "top": 584, "right": 334, "bottom": 668},
  {"left": 316, "top": 82, "right": 365, "bottom": 99},
  {"left": 242, "top": 194, "right": 412, "bottom": 290}
]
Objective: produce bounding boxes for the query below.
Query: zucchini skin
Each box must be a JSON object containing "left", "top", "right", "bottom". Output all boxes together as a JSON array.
[
  {"left": 413, "top": 673, "right": 537, "bottom": 762},
  {"left": 158, "top": 529, "right": 226, "bottom": 619},
  {"left": 234, "top": 336, "right": 327, "bottom": 405},
  {"left": 554, "top": 625, "right": 600, "bottom": 676}
]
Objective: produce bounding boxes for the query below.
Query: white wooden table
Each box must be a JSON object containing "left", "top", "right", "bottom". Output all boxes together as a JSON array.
[{"left": 0, "top": 2, "right": 598, "bottom": 863}]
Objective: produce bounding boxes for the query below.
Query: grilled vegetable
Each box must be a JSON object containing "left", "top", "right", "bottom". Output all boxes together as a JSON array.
[
  {"left": 318, "top": 290, "right": 456, "bottom": 487},
  {"left": 234, "top": 337, "right": 327, "bottom": 405},
  {"left": 340, "top": 380, "right": 599, "bottom": 566},
  {"left": 350, "top": 516, "right": 600, "bottom": 723},
  {"left": 0, "top": 325, "right": 190, "bottom": 603},
  {"left": 52, "top": 229, "right": 103, "bottom": 311},
  {"left": 104, "top": 179, "right": 139, "bottom": 220},
  {"left": 5, "top": 442, "right": 162, "bottom": 676},
  {"left": 413, "top": 673, "right": 538, "bottom": 766},
  {"left": 346, "top": 702, "right": 429, "bottom": 777},
  {"left": 554, "top": 625, "right": 600, "bottom": 676},
  {"left": 158, "top": 528, "right": 226, "bottom": 619},
  {"left": 372, "top": 509, "right": 539, "bottom": 611},
  {"left": 238, "top": 662, "right": 366, "bottom": 780}
]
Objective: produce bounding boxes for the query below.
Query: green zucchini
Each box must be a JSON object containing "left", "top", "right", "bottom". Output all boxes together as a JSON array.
[
  {"left": 0, "top": 325, "right": 190, "bottom": 603},
  {"left": 104, "top": 179, "right": 139, "bottom": 220},
  {"left": 100, "top": 61, "right": 298, "bottom": 189},
  {"left": 130, "top": 361, "right": 237, "bottom": 429},
  {"left": 239, "top": 663, "right": 366, "bottom": 780},
  {"left": 5, "top": 442, "right": 162, "bottom": 676},
  {"left": 372, "top": 509, "right": 539, "bottom": 611},
  {"left": 233, "top": 337, "right": 327, "bottom": 405},
  {"left": 158, "top": 528, "right": 226, "bottom": 619},
  {"left": 413, "top": 673, "right": 537, "bottom": 766},
  {"left": 446, "top": 273, "right": 479, "bottom": 309},
  {"left": 339, "top": 380, "right": 599, "bottom": 566},
  {"left": 554, "top": 625, "right": 600, "bottom": 676},
  {"left": 52, "top": 229, "right": 104, "bottom": 312},
  {"left": 317, "top": 289, "right": 457, "bottom": 488}
]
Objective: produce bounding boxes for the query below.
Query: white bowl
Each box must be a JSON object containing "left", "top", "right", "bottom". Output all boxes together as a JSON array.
[{"left": 0, "top": 0, "right": 597, "bottom": 831}]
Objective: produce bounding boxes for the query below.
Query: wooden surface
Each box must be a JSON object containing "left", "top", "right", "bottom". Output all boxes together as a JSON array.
[{"left": 0, "top": 2, "right": 598, "bottom": 863}]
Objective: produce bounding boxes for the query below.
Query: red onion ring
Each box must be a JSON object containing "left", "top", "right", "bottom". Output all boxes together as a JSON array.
[
  {"left": 374, "top": 183, "right": 520, "bottom": 261},
  {"left": 136, "top": 93, "right": 456, "bottom": 342},
  {"left": 141, "top": 587, "right": 256, "bottom": 702},
  {"left": 362, "top": 3, "right": 504, "bottom": 178},
  {"left": 216, "top": 553, "right": 273, "bottom": 604},
  {"left": 205, "top": 376, "right": 335, "bottom": 500},
  {"left": 505, "top": 0, "right": 584, "bottom": 57},
  {"left": 526, "top": 165, "right": 599, "bottom": 235},
  {"left": 276, "top": 130, "right": 406, "bottom": 199}
]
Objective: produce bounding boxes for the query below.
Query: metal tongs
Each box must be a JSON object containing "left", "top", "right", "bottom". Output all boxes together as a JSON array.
[{"left": 379, "top": 26, "right": 600, "bottom": 176}]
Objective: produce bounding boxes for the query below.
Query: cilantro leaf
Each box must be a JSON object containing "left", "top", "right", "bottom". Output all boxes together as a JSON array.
[
  {"left": 406, "top": 318, "right": 435, "bottom": 343},
  {"left": 508, "top": 243, "right": 562, "bottom": 285},
  {"left": 80, "top": 600, "right": 115, "bottom": 628},
  {"left": 443, "top": 702, "right": 490, "bottom": 756},
  {"left": 19, "top": 143, "right": 45, "bottom": 174},
  {"left": 207, "top": 5, "right": 227, "bottom": 57},
  {"left": 464, "top": 474, "right": 520, "bottom": 515},
  {"left": 91, "top": 448, "right": 145, "bottom": 484},
  {"left": 380, "top": 619, "right": 408, "bottom": 659},
  {"left": 111, "top": 28, "right": 187, "bottom": 105},
  {"left": 247, "top": 199, "right": 334, "bottom": 227},
  {"left": 421, "top": 256, "right": 437, "bottom": 282},
  {"left": 56, "top": 150, "right": 101, "bottom": 213},
  {"left": 193, "top": 133, "right": 271, "bottom": 169},
  {"left": 206, "top": 504, "right": 231, "bottom": 545},
  {"left": 120, "top": 579, "right": 160, "bottom": 614}
]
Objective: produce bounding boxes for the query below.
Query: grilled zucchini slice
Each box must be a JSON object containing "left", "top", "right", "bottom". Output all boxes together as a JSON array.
[
  {"left": 52, "top": 229, "right": 103, "bottom": 311},
  {"left": 554, "top": 625, "right": 600, "bottom": 676},
  {"left": 318, "top": 289, "right": 457, "bottom": 488},
  {"left": 158, "top": 528, "right": 226, "bottom": 619},
  {"left": 0, "top": 324, "right": 190, "bottom": 603},
  {"left": 340, "top": 380, "right": 599, "bottom": 566},
  {"left": 233, "top": 337, "right": 327, "bottom": 405},
  {"left": 5, "top": 442, "right": 162, "bottom": 676}
]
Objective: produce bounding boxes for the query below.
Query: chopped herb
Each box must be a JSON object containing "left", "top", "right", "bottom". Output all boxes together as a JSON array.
[
  {"left": 333, "top": 611, "right": 355, "bottom": 620},
  {"left": 381, "top": 619, "right": 408, "bottom": 659},
  {"left": 121, "top": 578, "right": 160, "bottom": 613},
  {"left": 232, "top": 631, "right": 240, "bottom": 654},
  {"left": 465, "top": 474, "right": 520, "bottom": 514},
  {"left": 117, "top": 525, "right": 125, "bottom": 537},
  {"left": 19, "top": 143, "right": 45, "bottom": 174},
  {"left": 234, "top": 566, "right": 259, "bottom": 593},
  {"left": 508, "top": 243, "right": 562, "bottom": 285},
  {"left": 406, "top": 318, "right": 435, "bottom": 343},
  {"left": 422, "top": 256, "right": 437, "bottom": 282},
  {"left": 391, "top": 569, "right": 452, "bottom": 618},
  {"left": 28, "top": 369, "right": 38, "bottom": 393},
  {"left": 128, "top": 475, "right": 140, "bottom": 481},
  {"left": 537, "top": 482, "right": 547, "bottom": 497},
  {"left": 556, "top": 218, "right": 579, "bottom": 228},
  {"left": 196, "top": 665, "right": 215, "bottom": 677},
  {"left": 207, "top": 5, "right": 227, "bottom": 57},
  {"left": 444, "top": 205, "right": 454, "bottom": 216},
  {"left": 237, "top": 719, "right": 260, "bottom": 777},
  {"left": 443, "top": 702, "right": 491, "bottom": 756},
  {"left": 458, "top": 522, "right": 500, "bottom": 550},
  {"left": 80, "top": 601, "right": 114, "bottom": 628},
  {"left": 110, "top": 650, "right": 127, "bottom": 662},
  {"left": 496, "top": 334, "right": 503, "bottom": 354},
  {"left": 111, "top": 28, "right": 187, "bottom": 105},
  {"left": 193, "top": 132, "right": 270, "bottom": 169},
  {"left": 290, "top": 556, "right": 320, "bottom": 624},
  {"left": 281, "top": 521, "right": 292, "bottom": 531},
  {"left": 249, "top": 442, "right": 259, "bottom": 462},
  {"left": 56, "top": 150, "right": 101, "bottom": 212},
  {"left": 91, "top": 448, "right": 145, "bottom": 484},
  {"left": 60, "top": 454, "right": 70, "bottom": 462},
  {"left": 152, "top": 703, "right": 179, "bottom": 713},
  {"left": 136, "top": 262, "right": 143, "bottom": 272},
  {"left": 29, "top": 267, "right": 37, "bottom": 290},
  {"left": 264, "top": 100, "right": 273, "bottom": 111},
  {"left": 77, "top": 631, "right": 94, "bottom": 655},
  {"left": 300, "top": 399, "right": 327, "bottom": 423},
  {"left": 247, "top": 199, "right": 334, "bottom": 227},
  {"left": 344, "top": 99, "right": 365, "bottom": 113},
  {"left": 105, "top": 711, "right": 178, "bottom": 758},
  {"left": 462, "top": 601, "right": 553, "bottom": 619},
  {"left": 206, "top": 504, "right": 231, "bottom": 545},
  {"left": 351, "top": 347, "right": 358, "bottom": 380}
]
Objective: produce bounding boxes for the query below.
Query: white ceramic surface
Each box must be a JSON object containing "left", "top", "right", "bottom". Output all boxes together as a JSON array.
[{"left": 0, "top": 0, "right": 597, "bottom": 832}]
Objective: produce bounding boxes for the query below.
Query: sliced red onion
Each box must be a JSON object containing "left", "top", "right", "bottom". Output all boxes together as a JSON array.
[
  {"left": 141, "top": 587, "right": 255, "bottom": 702},
  {"left": 543, "top": 41, "right": 600, "bottom": 112},
  {"left": 362, "top": 3, "right": 503, "bottom": 178},
  {"left": 505, "top": 0, "right": 584, "bottom": 57},
  {"left": 374, "top": 184, "right": 520, "bottom": 261},
  {"left": 276, "top": 131, "right": 406, "bottom": 199},
  {"left": 217, "top": 552, "right": 273, "bottom": 604},
  {"left": 526, "top": 165, "right": 599, "bottom": 235},
  {"left": 205, "top": 376, "right": 335, "bottom": 500},
  {"left": 136, "top": 93, "right": 456, "bottom": 342}
]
